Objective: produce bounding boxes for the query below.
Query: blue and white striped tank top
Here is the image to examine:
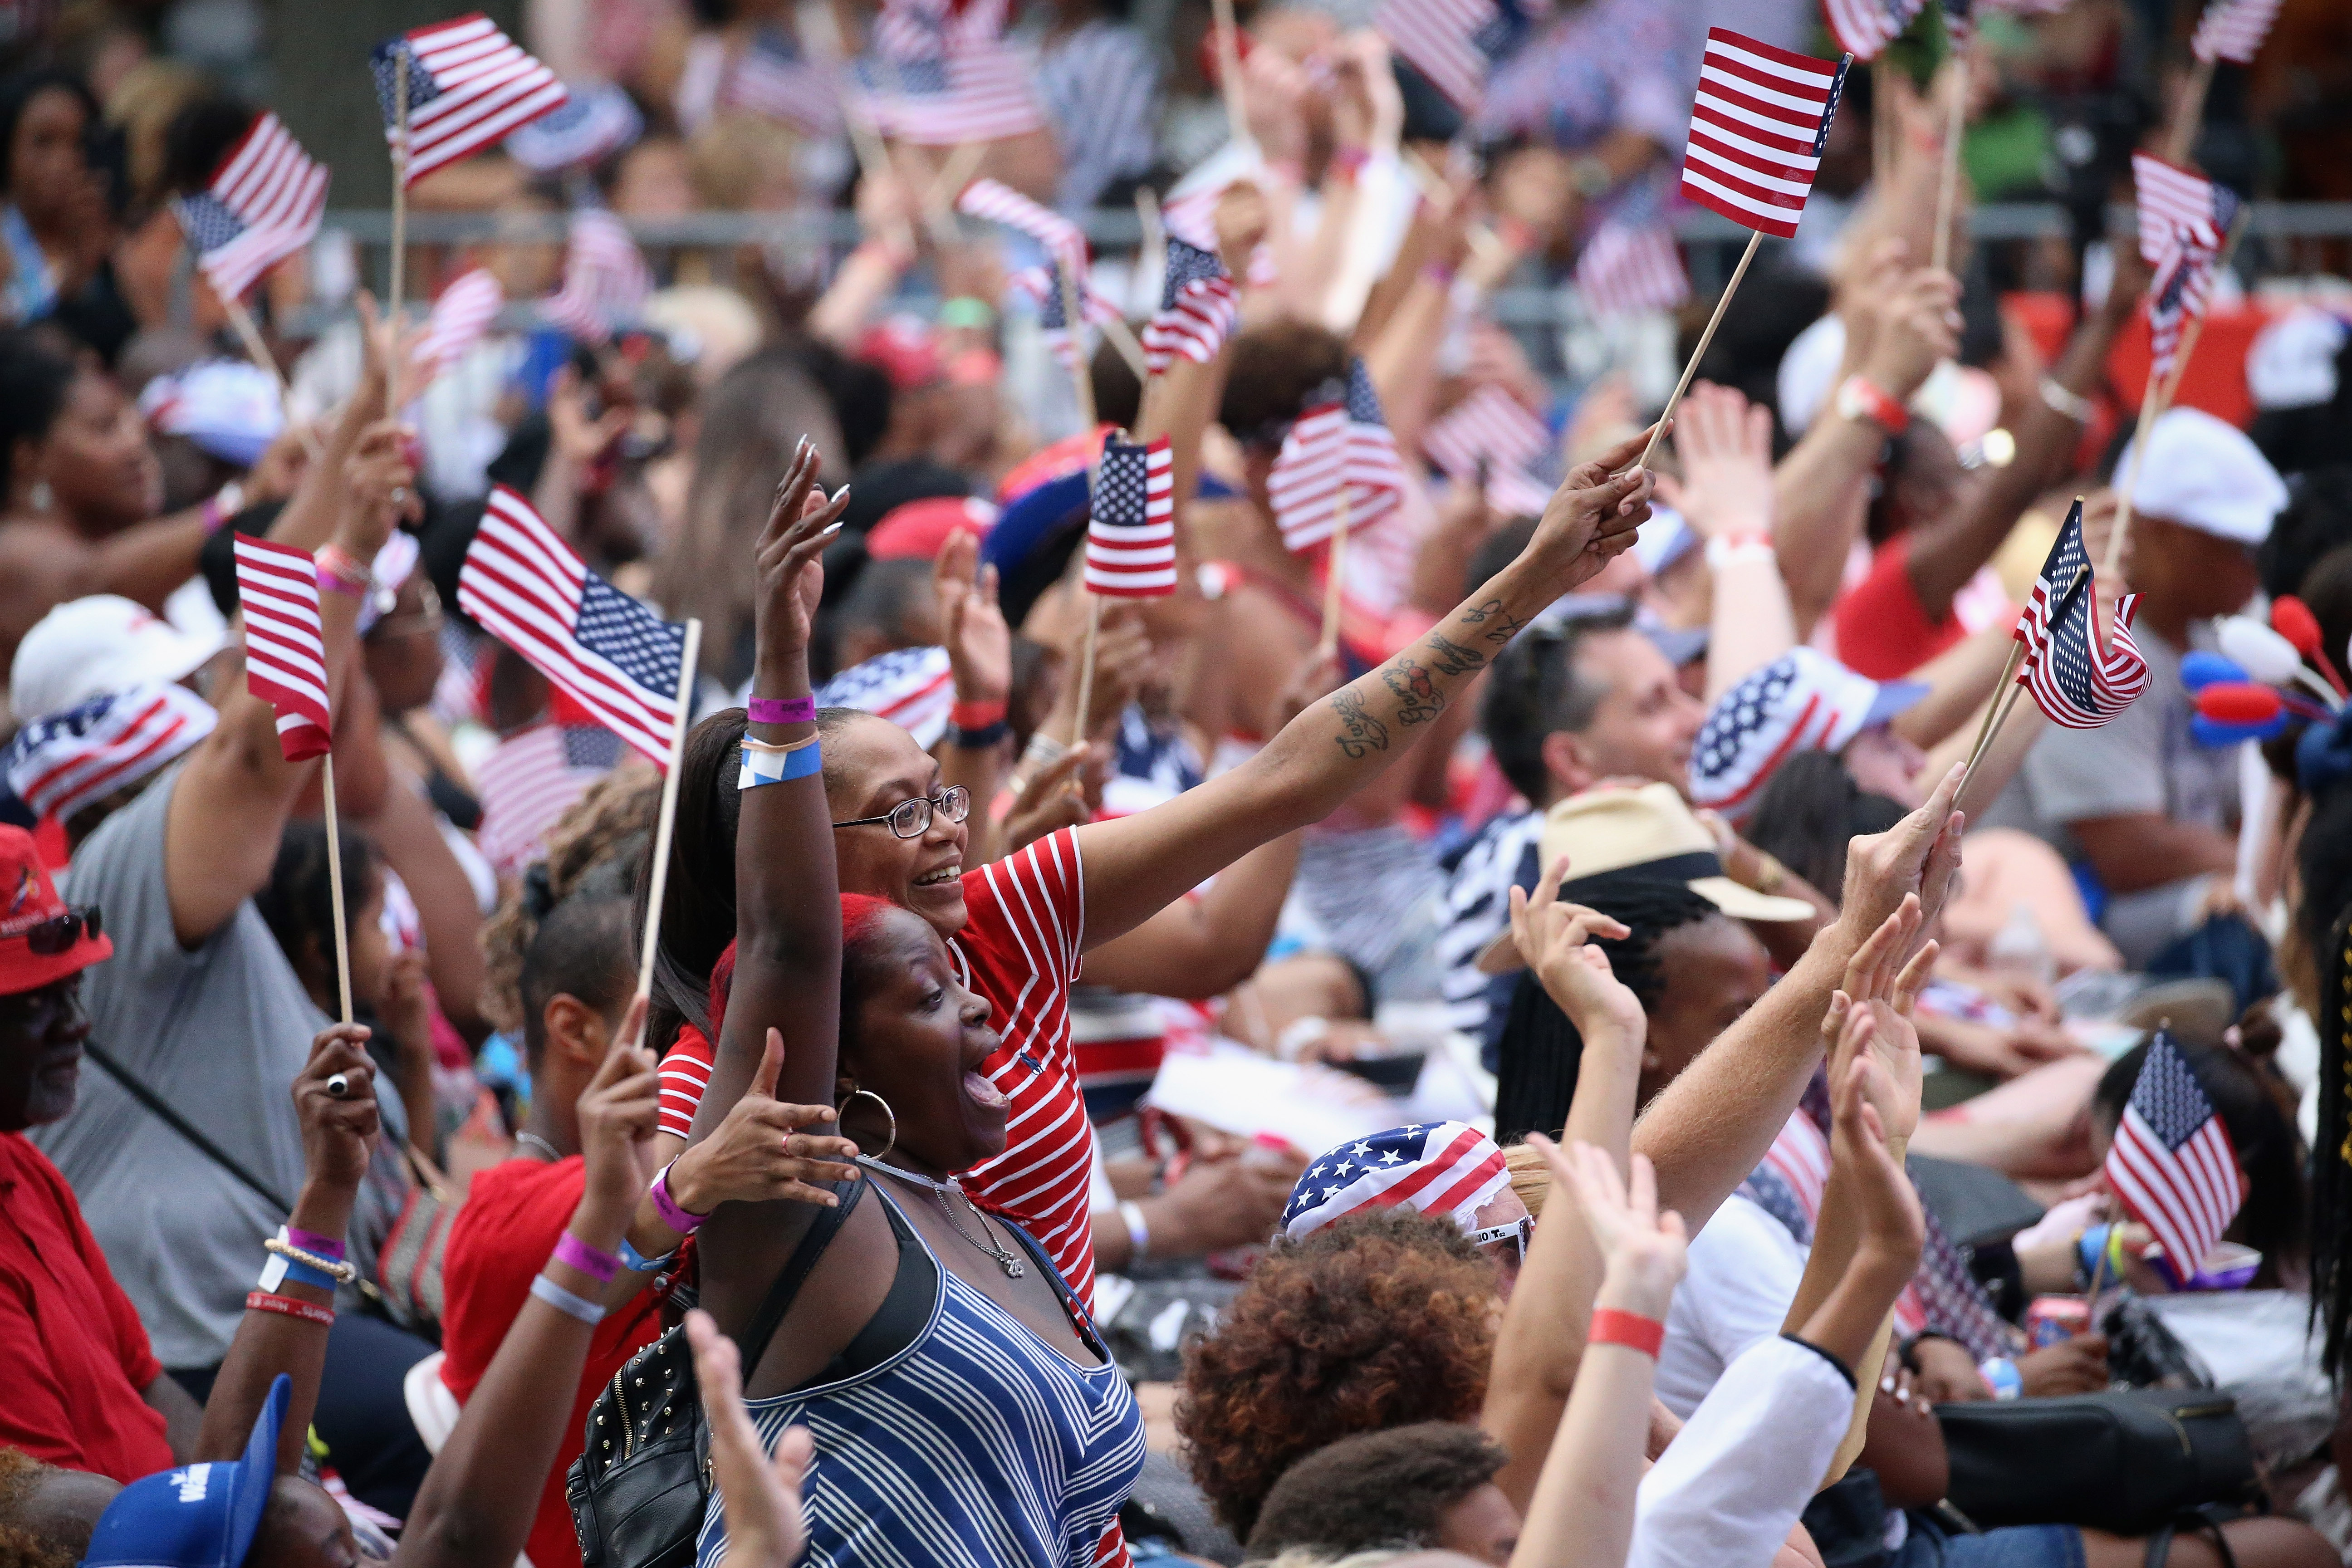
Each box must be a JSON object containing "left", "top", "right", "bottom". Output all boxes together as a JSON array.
[{"left": 692, "top": 1184, "right": 1147, "bottom": 1568}]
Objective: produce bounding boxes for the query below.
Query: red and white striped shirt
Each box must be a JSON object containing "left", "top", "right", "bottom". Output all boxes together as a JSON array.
[{"left": 652, "top": 828, "right": 1101, "bottom": 1304}]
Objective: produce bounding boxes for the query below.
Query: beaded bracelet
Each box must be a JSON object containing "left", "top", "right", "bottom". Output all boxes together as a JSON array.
[
  {"left": 246, "top": 1290, "right": 336, "bottom": 1327},
  {"left": 260, "top": 1230, "right": 356, "bottom": 1293},
  {"left": 530, "top": 1274, "right": 606, "bottom": 1325},
  {"left": 747, "top": 696, "right": 816, "bottom": 726},
  {"left": 741, "top": 731, "right": 818, "bottom": 754}
]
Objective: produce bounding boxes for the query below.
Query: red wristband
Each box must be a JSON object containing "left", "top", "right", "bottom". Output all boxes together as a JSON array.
[
  {"left": 1588, "top": 1308, "right": 1666, "bottom": 1357},
  {"left": 246, "top": 1290, "right": 336, "bottom": 1327},
  {"left": 951, "top": 697, "right": 1007, "bottom": 730},
  {"left": 1835, "top": 374, "right": 1910, "bottom": 436}
]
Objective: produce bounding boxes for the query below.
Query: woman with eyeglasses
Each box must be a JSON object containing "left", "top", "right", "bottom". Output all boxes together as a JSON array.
[{"left": 654, "top": 424, "right": 1661, "bottom": 1314}]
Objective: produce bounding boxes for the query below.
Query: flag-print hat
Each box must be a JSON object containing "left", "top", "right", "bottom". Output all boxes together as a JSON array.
[
  {"left": 1688, "top": 647, "right": 1925, "bottom": 823},
  {"left": 1280, "top": 1121, "right": 1511, "bottom": 1242}
]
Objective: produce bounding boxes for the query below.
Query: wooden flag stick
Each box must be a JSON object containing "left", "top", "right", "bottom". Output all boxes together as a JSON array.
[
  {"left": 2102, "top": 382, "right": 2164, "bottom": 581},
  {"left": 797, "top": 0, "right": 916, "bottom": 256},
  {"left": 1058, "top": 260, "right": 1099, "bottom": 431},
  {"left": 1069, "top": 592, "right": 1104, "bottom": 748},
  {"left": 1099, "top": 314, "right": 1149, "bottom": 381},
  {"left": 321, "top": 750, "right": 354, "bottom": 1024},
  {"left": 1967, "top": 564, "right": 2090, "bottom": 776},
  {"left": 2165, "top": 56, "right": 2215, "bottom": 164},
  {"left": 387, "top": 52, "right": 412, "bottom": 412},
  {"left": 219, "top": 293, "right": 323, "bottom": 459},
  {"left": 1210, "top": 0, "right": 1251, "bottom": 151},
  {"left": 1629, "top": 230, "right": 1760, "bottom": 473},
  {"left": 1930, "top": 52, "right": 1968, "bottom": 275},
  {"left": 1962, "top": 635, "right": 2029, "bottom": 772},
  {"left": 636, "top": 617, "right": 705, "bottom": 1000},
  {"left": 926, "top": 140, "right": 986, "bottom": 214},
  {"left": 1318, "top": 485, "right": 1353, "bottom": 659}
]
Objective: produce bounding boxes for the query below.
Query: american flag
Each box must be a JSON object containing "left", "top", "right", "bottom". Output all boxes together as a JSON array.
[
  {"left": 857, "top": 0, "right": 1044, "bottom": 147},
  {"left": 1141, "top": 237, "right": 1240, "bottom": 374},
  {"left": 416, "top": 268, "right": 504, "bottom": 374},
  {"left": 2133, "top": 152, "right": 2234, "bottom": 265},
  {"left": 1575, "top": 220, "right": 1691, "bottom": 318},
  {"left": 456, "top": 486, "right": 688, "bottom": 766},
  {"left": 1423, "top": 385, "right": 1551, "bottom": 480},
  {"left": 2011, "top": 499, "right": 2149, "bottom": 730},
  {"left": 1268, "top": 395, "right": 1350, "bottom": 553},
  {"left": 1085, "top": 437, "right": 1176, "bottom": 598},
  {"left": 372, "top": 13, "right": 567, "bottom": 186},
  {"left": 815, "top": 645, "right": 955, "bottom": 748},
  {"left": 1373, "top": 0, "right": 1544, "bottom": 113},
  {"left": 727, "top": 26, "right": 843, "bottom": 136},
  {"left": 1013, "top": 260, "right": 1120, "bottom": 368},
  {"left": 503, "top": 82, "right": 642, "bottom": 171},
  {"left": 2, "top": 684, "right": 217, "bottom": 824},
  {"left": 956, "top": 177, "right": 1085, "bottom": 275},
  {"left": 2190, "top": 0, "right": 2281, "bottom": 63},
  {"left": 173, "top": 113, "right": 328, "bottom": 304},
  {"left": 233, "top": 536, "right": 333, "bottom": 762},
  {"left": 1279, "top": 1122, "right": 1511, "bottom": 1241},
  {"left": 541, "top": 209, "right": 651, "bottom": 346},
  {"left": 1343, "top": 358, "right": 1409, "bottom": 531},
  {"left": 1679, "top": 28, "right": 1852, "bottom": 241},
  {"left": 2104, "top": 1031, "right": 2247, "bottom": 1281},
  {"left": 473, "top": 721, "right": 626, "bottom": 875},
  {"left": 1821, "top": 0, "right": 1924, "bottom": 61},
  {"left": 2147, "top": 225, "right": 2223, "bottom": 385}
]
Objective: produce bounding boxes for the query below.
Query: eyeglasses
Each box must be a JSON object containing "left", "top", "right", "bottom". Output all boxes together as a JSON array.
[
  {"left": 12, "top": 905, "right": 101, "bottom": 955},
  {"left": 1467, "top": 1215, "right": 1533, "bottom": 1267},
  {"left": 831, "top": 785, "right": 971, "bottom": 840}
]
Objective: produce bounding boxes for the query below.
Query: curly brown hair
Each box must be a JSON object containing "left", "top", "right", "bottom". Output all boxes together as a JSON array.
[
  {"left": 1175, "top": 1209, "right": 1500, "bottom": 1538},
  {"left": 478, "top": 762, "right": 659, "bottom": 1034},
  {"left": 0, "top": 1449, "right": 85, "bottom": 1568}
]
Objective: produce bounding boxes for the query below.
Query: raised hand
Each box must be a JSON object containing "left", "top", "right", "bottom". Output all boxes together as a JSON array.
[
  {"left": 1001, "top": 743, "right": 1093, "bottom": 858},
  {"left": 935, "top": 530, "right": 1010, "bottom": 709},
  {"left": 1829, "top": 1048, "right": 1926, "bottom": 1272},
  {"left": 338, "top": 418, "right": 422, "bottom": 561},
  {"left": 1837, "top": 760, "right": 1965, "bottom": 955},
  {"left": 291, "top": 1024, "right": 382, "bottom": 1232},
  {"left": 1530, "top": 1136, "right": 1687, "bottom": 1318},
  {"left": 752, "top": 438, "right": 851, "bottom": 674},
  {"left": 1859, "top": 266, "right": 1961, "bottom": 405},
  {"left": 1657, "top": 382, "right": 1774, "bottom": 543},
  {"left": 1507, "top": 854, "right": 1641, "bottom": 1047},
  {"left": 575, "top": 998, "right": 662, "bottom": 1227},
  {"left": 687, "top": 1308, "right": 812, "bottom": 1568},
  {"left": 1821, "top": 902, "right": 1935, "bottom": 1143},
  {"left": 1529, "top": 425, "right": 1658, "bottom": 594},
  {"left": 666, "top": 1028, "right": 864, "bottom": 1215}
]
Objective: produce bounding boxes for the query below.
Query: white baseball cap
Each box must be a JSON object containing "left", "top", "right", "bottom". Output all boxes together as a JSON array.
[
  {"left": 10, "top": 594, "right": 225, "bottom": 724},
  {"left": 2116, "top": 406, "right": 2287, "bottom": 548}
]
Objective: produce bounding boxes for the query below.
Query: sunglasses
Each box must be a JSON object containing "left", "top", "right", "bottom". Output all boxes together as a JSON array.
[
  {"left": 14, "top": 905, "right": 100, "bottom": 955},
  {"left": 1468, "top": 1214, "right": 1533, "bottom": 1266}
]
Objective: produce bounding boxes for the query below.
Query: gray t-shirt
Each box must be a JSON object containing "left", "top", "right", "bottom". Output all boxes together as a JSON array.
[{"left": 34, "top": 764, "right": 408, "bottom": 1369}]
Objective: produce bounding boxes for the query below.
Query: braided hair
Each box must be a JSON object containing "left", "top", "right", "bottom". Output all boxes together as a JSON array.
[
  {"left": 2316, "top": 908, "right": 2352, "bottom": 1383},
  {"left": 1492, "top": 872, "right": 1720, "bottom": 1144}
]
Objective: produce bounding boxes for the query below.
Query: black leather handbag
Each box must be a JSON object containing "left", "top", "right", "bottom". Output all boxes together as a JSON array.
[
  {"left": 1935, "top": 1389, "right": 2258, "bottom": 1534},
  {"left": 568, "top": 1181, "right": 857, "bottom": 1568}
]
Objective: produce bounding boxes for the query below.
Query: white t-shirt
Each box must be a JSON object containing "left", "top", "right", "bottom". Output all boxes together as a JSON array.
[{"left": 1656, "top": 1192, "right": 1811, "bottom": 1418}]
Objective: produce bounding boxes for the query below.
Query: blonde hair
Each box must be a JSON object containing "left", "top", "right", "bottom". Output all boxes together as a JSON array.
[
  {"left": 1503, "top": 1142, "right": 1550, "bottom": 1218},
  {"left": 478, "top": 763, "right": 660, "bottom": 1034}
]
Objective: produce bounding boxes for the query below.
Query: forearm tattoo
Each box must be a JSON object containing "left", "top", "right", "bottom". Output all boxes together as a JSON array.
[
  {"left": 1459, "top": 598, "right": 1528, "bottom": 645},
  {"left": 1382, "top": 659, "right": 1445, "bottom": 726},
  {"left": 1426, "top": 632, "right": 1487, "bottom": 678},
  {"left": 1330, "top": 689, "right": 1390, "bottom": 756}
]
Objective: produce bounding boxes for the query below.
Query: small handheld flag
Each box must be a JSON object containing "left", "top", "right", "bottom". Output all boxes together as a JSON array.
[
  {"left": 1822, "top": 0, "right": 1925, "bottom": 61},
  {"left": 1373, "top": 0, "right": 1544, "bottom": 114},
  {"left": 858, "top": 0, "right": 1043, "bottom": 147},
  {"left": 2147, "top": 228, "right": 2224, "bottom": 387},
  {"left": 1085, "top": 437, "right": 1176, "bottom": 598},
  {"left": 1142, "top": 237, "right": 1240, "bottom": 374},
  {"left": 372, "top": 13, "right": 566, "bottom": 186},
  {"left": 416, "top": 268, "right": 504, "bottom": 375},
  {"left": 457, "top": 486, "right": 689, "bottom": 765},
  {"left": 1268, "top": 397, "right": 1350, "bottom": 554},
  {"left": 956, "top": 177, "right": 1086, "bottom": 276},
  {"left": 1678, "top": 28, "right": 1851, "bottom": 241},
  {"left": 1013, "top": 260, "right": 1119, "bottom": 370},
  {"left": 173, "top": 113, "right": 328, "bottom": 303},
  {"left": 2132, "top": 153, "right": 2234, "bottom": 265},
  {"left": 2104, "top": 1030, "right": 2247, "bottom": 1282},
  {"left": 541, "top": 210, "right": 652, "bottom": 346},
  {"left": 2011, "top": 500, "right": 2149, "bottom": 730},
  {"left": 1342, "top": 358, "right": 1408, "bottom": 530},
  {"left": 1575, "top": 221, "right": 1690, "bottom": 318},
  {"left": 2190, "top": 0, "right": 2280, "bottom": 63},
  {"left": 232, "top": 536, "right": 332, "bottom": 762},
  {"left": 1423, "top": 386, "right": 1550, "bottom": 479},
  {"left": 727, "top": 26, "right": 843, "bottom": 136}
]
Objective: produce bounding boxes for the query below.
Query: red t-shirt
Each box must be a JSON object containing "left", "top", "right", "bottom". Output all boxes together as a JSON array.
[
  {"left": 655, "top": 829, "right": 1102, "bottom": 1305},
  {"left": 437, "top": 1157, "right": 664, "bottom": 1568},
  {"left": 1833, "top": 534, "right": 1969, "bottom": 680},
  {"left": 0, "top": 1131, "right": 174, "bottom": 1482}
]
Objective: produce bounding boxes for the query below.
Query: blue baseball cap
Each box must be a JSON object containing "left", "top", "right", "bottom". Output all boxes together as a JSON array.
[{"left": 81, "top": 1375, "right": 288, "bottom": 1568}]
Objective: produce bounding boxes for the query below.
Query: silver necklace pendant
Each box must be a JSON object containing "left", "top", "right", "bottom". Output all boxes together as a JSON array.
[{"left": 860, "top": 1156, "right": 1026, "bottom": 1277}]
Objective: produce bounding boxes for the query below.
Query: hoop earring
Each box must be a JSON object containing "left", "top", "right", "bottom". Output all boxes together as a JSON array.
[
  {"left": 28, "top": 479, "right": 52, "bottom": 513},
  {"left": 842, "top": 1088, "right": 896, "bottom": 1161}
]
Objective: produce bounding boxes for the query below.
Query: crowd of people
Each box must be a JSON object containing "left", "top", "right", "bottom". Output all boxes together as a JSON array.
[{"left": 4, "top": 0, "right": 2352, "bottom": 1566}]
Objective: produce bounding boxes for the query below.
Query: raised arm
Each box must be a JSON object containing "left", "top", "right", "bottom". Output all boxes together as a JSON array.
[
  {"left": 681, "top": 444, "right": 856, "bottom": 1301},
  {"left": 1658, "top": 383, "right": 1795, "bottom": 703},
  {"left": 1073, "top": 426, "right": 1660, "bottom": 946},
  {"left": 1632, "top": 763, "right": 1963, "bottom": 1233},
  {"left": 163, "top": 414, "right": 413, "bottom": 946},
  {"left": 1482, "top": 858, "right": 1640, "bottom": 1513}
]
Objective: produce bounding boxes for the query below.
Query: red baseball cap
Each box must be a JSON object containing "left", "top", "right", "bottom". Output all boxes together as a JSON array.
[
  {"left": 0, "top": 824, "right": 111, "bottom": 994},
  {"left": 866, "top": 496, "right": 999, "bottom": 562},
  {"left": 856, "top": 317, "right": 945, "bottom": 392}
]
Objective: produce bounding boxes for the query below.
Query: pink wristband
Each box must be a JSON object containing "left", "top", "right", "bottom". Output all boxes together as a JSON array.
[
  {"left": 553, "top": 1231, "right": 621, "bottom": 1284},
  {"left": 287, "top": 1226, "right": 346, "bottom": 1263},
  {"left": 649, "top": 1160, "right": 709, "bottom": 1234},
  {"left": 748, "top": 696, "right": 815, "bottom": 726}
]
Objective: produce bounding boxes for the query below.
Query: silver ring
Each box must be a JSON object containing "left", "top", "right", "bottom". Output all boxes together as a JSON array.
[
  {"left": 390, "top": 486, "right": 408, "bottom": 505},
  {"left": 326, "top": 1072, "right": 350, "bottom": 1099}
]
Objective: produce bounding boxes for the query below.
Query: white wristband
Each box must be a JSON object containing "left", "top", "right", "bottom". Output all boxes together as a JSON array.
[
  {"left": 531, "top": 1273, "right": 607, "bottom": 1325},
  {"left": 1118, "top": 1200, "right": 1151, "bottom": 1263},
  {"left": 1704, "top": 536, "right": 1777, "bottom": 570}
]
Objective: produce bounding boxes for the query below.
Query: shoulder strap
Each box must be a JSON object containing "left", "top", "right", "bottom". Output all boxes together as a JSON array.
[
  {"left": 734, "top": 1175, "right": 866, "bottom": 1363},
  {"left": 83, "top": 1042, "right": 294, "bottom": 1213}
]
